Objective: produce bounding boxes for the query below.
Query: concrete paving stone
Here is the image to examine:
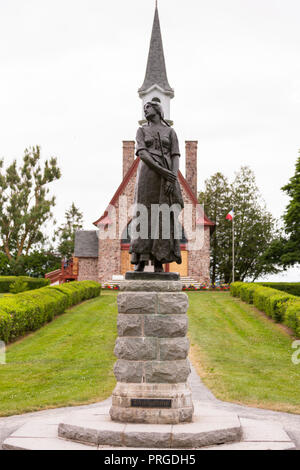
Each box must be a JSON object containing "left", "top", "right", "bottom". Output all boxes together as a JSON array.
[
  {"left": 240, "top": 417, "right": 292, "bottom": 442},
  {"left": 9, "top": 421, "right": 58, "bottom": 438},
  {"left": 205, "top": 441, "right": 296, "bottom": 450},
  {"left": 2, "top": 437, "right": 98, "bottom": 450},
  {"left": 124, "top": 423, "right": 172, "bottom": 448},
  {"left": 193, "top": 402, "right": 241, "bottom": 417},
  {"left": 91, "top": 406, "right": 110, "bottom": 416}
]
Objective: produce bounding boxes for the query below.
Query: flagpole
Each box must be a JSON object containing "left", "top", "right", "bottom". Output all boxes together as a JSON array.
[{"left": 232, "top": 208, "right": 235, "bottom": 283}]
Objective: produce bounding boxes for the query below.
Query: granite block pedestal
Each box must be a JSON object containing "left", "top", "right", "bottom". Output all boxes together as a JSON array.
[{"left": 109, "top": 273, "right": 193, "bottom": 424}]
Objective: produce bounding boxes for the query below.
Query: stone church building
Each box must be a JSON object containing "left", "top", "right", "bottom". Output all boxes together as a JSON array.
[{"left": 74, "top": 6, "right": 214, "bottom": 284}]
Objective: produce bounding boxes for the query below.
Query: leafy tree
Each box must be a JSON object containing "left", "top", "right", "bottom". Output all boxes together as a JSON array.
[
  {"left": 55, "top": 203, "right": 83, "bottom": 259},
  {"left": 0, "top": 252, "right": 11, "bottom": 275},
  {"left": 198, "top": 173, "right": 231, "bottom": 284},
  {"left": 0, "top": 146, "right": 61, "bottom": 261},
  {"left": 280, "top": 153, "right": 300, "bottom": 265},
  {"left": 199, "top": 166, "right": 282, "bottom": 283},
  {"left": 0, "top": 251, "right": 61, "bottom": 277}
]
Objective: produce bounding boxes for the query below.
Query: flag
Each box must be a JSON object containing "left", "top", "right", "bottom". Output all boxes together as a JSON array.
[{"left": 226, "top": 209, "right": 234, "bottom": 221}]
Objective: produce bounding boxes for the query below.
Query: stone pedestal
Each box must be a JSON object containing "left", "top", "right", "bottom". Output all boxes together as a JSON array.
[{"left": 109, "top": 275, "right": 193, "bottom": 424}]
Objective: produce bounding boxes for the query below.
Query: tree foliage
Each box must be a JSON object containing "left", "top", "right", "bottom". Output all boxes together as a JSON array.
[
  {"left": 265, "top": 153, "right": 300, "bottom": 267},
  {"left": 0, "top": 251, "right": 61, "bottom": 277},
  {"left": 54, "top": 203, "right": 83, "bottom": 259},
  {"left": 199, "top": 166, "right": 282, "bottom": 283},
  {"left": 280, "top": 153, "right": 300, "bottom": 265},
  {"left": 0, "top": 146, "right": 61, "bottom": 260}
]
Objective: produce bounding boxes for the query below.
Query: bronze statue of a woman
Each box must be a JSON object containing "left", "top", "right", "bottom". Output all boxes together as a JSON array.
[{"left": 129, "top": 100, "right": 184, "bottom": 272}]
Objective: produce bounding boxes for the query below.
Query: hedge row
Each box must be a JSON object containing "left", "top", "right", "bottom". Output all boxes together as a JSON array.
[
  {"left": 0, "top": 276, "right": 50, "bottom": 293},
  {"left": 0, "top": 281, "right": 101, "bottom": 343},
  {"left": 257, "top": 282, "right": 300, "bottom": 297},
  {"left": 230, "top": 282, "right": 300, "bottom": 337}
]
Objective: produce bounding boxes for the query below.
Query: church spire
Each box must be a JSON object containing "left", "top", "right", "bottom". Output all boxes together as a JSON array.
[{"left": 138, "top": 3, "right": 174, "bottom": 124}]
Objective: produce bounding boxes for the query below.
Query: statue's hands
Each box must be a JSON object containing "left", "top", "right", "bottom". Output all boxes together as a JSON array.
[
  {"left": 165, "top": 181, "right": 174, "bottom": 195},
  {"left": 160, "top": 168, "right": 177, "bottom": 183}
]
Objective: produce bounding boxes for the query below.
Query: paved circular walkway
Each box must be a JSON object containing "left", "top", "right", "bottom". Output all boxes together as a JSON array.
[{"left": 1, "top": 365, "right": 300, "bottom": 449}]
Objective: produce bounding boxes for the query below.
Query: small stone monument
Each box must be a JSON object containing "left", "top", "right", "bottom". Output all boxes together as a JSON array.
[{"left": 109, "top": 272, "right": 193, "bottom": 424}]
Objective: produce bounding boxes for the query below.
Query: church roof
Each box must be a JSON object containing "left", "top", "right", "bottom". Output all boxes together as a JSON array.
[
  {"left": 74, "top": 230, "right": 98, "bottom": 258},
  {"left": 138, "top": 6, "right": 174, "bottom": 95},
  {"left": 93, "top": 158, "right": 215, "bottom": 230}
]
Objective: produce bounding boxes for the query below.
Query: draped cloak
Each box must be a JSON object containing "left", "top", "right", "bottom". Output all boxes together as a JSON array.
[{"left": 129, "top": 124, "right": 184, "bottom": 265}]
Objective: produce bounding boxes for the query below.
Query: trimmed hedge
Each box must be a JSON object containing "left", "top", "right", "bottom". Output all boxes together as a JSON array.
[
  {"left": 257, "top": 282, "right": 300, "bottom": 297},
  {"left": 230, "top": 282, "right": 300, "bottom": 336},
  {"left": 0, "top": 276, "right": 50, "bottom": 293},
  {"left": 0, "top": 281, "right": 101, "bottom": 343}
]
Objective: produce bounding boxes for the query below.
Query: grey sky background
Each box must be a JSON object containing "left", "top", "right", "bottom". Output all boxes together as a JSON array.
[{"left": 0, "top": 0, "right": 299, "bottom": 281}]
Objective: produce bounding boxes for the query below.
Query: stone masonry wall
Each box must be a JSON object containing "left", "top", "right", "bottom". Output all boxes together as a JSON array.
[
  {"left": 97, "top": 172, "right": 136, "bottom": 283},
  {"left": 123, "top": 141, "right": 135, "bottom": 179},
  {"left": 180, "top": 183, "right": 211, "bottom": 284},
  {"left": 185, "top": 141, "right": 197, "bottom": 198},
  {"left": 187, "top": 226, "right": 210, "bottom": 284},
  {"left": 77, "top": 258, "right": 98, "bottom": 282}
]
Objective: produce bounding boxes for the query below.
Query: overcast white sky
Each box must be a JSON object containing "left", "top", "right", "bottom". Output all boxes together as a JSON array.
[{"left": 0, "top": 0, "right": 299, "bottom": 280}]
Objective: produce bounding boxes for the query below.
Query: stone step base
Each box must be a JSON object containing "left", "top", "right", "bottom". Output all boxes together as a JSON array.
[
  {"left": 110, "top": 382, "right": 193, "bottom": 424},
  {"left": 3, "top": 402, "right": 295, "bottom": 450},
  {"left": 103, "top": 277, "right": 202, "bottom": 289}
]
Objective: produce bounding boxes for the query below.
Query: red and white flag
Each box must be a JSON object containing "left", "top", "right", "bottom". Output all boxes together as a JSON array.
[{"left": 226, "top": 209, "right": 234, "bottom": 221}]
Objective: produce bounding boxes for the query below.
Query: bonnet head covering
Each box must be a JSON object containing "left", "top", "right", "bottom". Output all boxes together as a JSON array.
[
  {"left": 144, "top": 100, "right": 170, "bottom": 126},
  {"left": 144, "top": 100, "right": 164, "bottom": 119}
]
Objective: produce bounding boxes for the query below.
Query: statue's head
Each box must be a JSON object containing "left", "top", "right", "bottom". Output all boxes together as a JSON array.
[{"left": 144, "top": 100, "right": 164, "bottom": 121}]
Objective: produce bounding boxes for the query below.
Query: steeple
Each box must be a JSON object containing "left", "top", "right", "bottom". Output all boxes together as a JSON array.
[{"left": 138, "top": 4, "right": 174, "bottom": 124}]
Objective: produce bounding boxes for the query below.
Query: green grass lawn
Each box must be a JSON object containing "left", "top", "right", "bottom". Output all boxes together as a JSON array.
[
  {"left": 188, "top": 291, "right": 300, "bottom": 414},
  {"left": 1, "top": 290, "right": 300, "bottom": 417},
  {"left": 0, "top": 292, "right": 117, "bottom": 416}
]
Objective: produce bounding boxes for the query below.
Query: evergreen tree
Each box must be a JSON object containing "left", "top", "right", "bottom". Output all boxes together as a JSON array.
[
  {"left": 0, "top": 146, "right": 61, "bottom": 261},
  {"left": 199, "top": 166, "right": 281, "bottom": 283},
  {"left": 55, "top": 203, "right": 83, "bottom": 259},
  {"left": 279, "top": 153, "right": 300, "bottom": 265}
]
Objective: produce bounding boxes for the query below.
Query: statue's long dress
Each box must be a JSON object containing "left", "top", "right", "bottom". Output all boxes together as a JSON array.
[{"left": 130, "top": 124, "right": 184, "bottom": 266}]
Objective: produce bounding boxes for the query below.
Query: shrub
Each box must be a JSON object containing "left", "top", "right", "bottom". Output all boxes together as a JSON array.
[
  {"left": 9, "top": 278, "right": 28, "bottom": 294},
  {"left": 257, "top": 282, "right": 300, "bottom": 297},
  {"left": 239, "top": 283, "right": 257, "bottom": 304},
  {"left": 284, "top": 301, "right": 300, "bottom": 337},
  {"left": 230, "top": 282, "right": 244, "bottom": 297},
  {"left": 230, "top": 281, "right": 300, "bottom": 336},
  {"left": 0, "top": 281, "right": 101, "bottom": 343},
  {"left": 0, "top": 276, "right": 50, "bottom": 293}
]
